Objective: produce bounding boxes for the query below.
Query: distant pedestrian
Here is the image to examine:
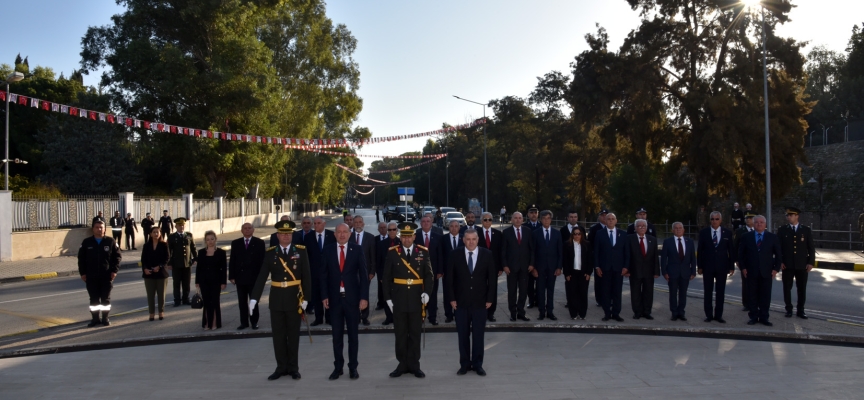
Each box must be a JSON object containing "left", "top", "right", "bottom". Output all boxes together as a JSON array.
[
  {"left": 92, "top": 211, "right": 105, "bottom": 227},
  {"left": 230, "top": 223, "right": 266, "bottom": 330},
  {"left": 195, "top": 231, "right": 227, "bottom": 330},
  {"left": 110, "top": 211, "right": 124, "bottom": 247},
  {"left": 141, "top": 228, "right": 169, "bottom": 321},
  {"left": 159, "top": 210, "right": 173, "bottom": 241},
  {"left": 375, "top": 207, "right": 381, "bottom": 223},
  {"left": 78, "top": 220, "right": 121, "bottom": 327},
  {"left": 731, "top": 202, "right": 744, "bottom": 231},
  {"left": 124, "top": 212, "right": 138, "bottom": 250},
  {"left": 141, "top": 212, "right": 155, "bottom": 244},
  {"left": 500, "top": 206, "right": 506, "bottom": 223}
]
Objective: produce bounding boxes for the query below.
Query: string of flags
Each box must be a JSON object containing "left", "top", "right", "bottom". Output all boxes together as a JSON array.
[
  {"left": 286, "top": 145, "right": 446, "bottom": 159},
  {"left": 352, "top": 187, "right": 375, "bottom": 196},
  {"left": 355, "top": 179, "right": 412, "bottom": 187},
  {"left": 0, "top": 90, "right": 485, "bottom": 148},
  {"left": 334, "top": 163, "right": 391, "bottom": 183}
]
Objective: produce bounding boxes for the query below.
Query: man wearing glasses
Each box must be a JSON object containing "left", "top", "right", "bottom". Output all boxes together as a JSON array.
[{"left": 696, "top": 211, "right": 736, "bottom": 323}]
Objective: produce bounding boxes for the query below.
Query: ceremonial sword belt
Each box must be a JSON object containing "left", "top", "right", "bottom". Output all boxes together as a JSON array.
[
  {"left": 393, "top": 278, "right": 423, "bottom": 286},
  {"left": 271, "top": 280, "right": 301, "bottom": 288}
]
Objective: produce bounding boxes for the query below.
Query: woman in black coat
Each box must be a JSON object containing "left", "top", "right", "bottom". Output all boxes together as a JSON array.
[
  {"left": 195, "top": 231, "right": 227, "bottom": 330},
  {"left": 141, "top": 229, "right": 170, "bottom": 321},
  {"left": 563, "top": 225, "right": 593, "bottom": 320}
]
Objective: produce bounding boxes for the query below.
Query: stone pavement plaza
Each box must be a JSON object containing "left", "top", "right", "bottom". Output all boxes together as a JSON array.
[{"left": 1, "top": 331, "right": 862, "bottom": 399}]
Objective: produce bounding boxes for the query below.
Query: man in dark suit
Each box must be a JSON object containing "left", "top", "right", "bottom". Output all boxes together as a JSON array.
[
  {"left": 377, "top": 222, "right": 400, "bottom": 325},
  {"left": 560, "top": 211, "right": 580, "bottom": 242},
  {"left": 734, "top": 213, "right": 756, "bottom": 311},
  {"left": 501, "top": 212, "right": 535, "bottom": 321},
  {"left": 349, "top": 215, "right": 377, "bottom": 326},
  {"left": 477, "top": 212, "right": 503, "bottom": 321},
  {"left": 778, "top": 207, "right": 815, "bottom": 319},
  {"left": 229, "top": 223, "right": 266, "bottom": 330},
  {"left": 661, "top": 222, "right": 697, "bottom": 321},
  {"left": 623, "top": 219, "right": 659, "bottom": 319},
  {"left": 593, "top": 212, "right": 628, "bottom": 321},
  {"left": 440, "top": 220, "right": 463, "bottom": 323},
  {"left": 533, "top": 210, "right": 563, "bottom": 320},
  {"left": 415, "top": 215, "right": 444, "bottom": 325},
  {"left": 322, "top": 223, "right": 369, "bottom": 380},
  {"left": 738, "top": 215, "right": 782, "bottom": 326},
  {"left": 731, "top": 202, "right": 745, "bottom": 231},
  {"left": 446, "top": 228, "right": 496, "bottom": 376},
  {"left": 697, "top": 212, "right": 736, "bottom": 323},
  {"left": 524, "top": 205, "right": 540, "bottom": 308},
  {"left": 626, "top": 207, "right": 657, "bottom": 237},
  {"left": 304, "top": 216, "right": 336, "bottom": 325},
  {"left": 289, "top": 216, "right": 313, "bottom": 247},
  {"left": 459, "top": 211, "right": 480, "bottom": 234},
  {"left": 588, "top": 209, "right": 608, "bottom": 307}
]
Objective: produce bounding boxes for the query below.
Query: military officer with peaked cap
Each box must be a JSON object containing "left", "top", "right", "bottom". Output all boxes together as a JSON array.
[
  {"left": 167, "top": 217, "right": 196, "bottom": 306},
  {"left": 627, "top": 207, "right": 657, "bottom": 237},
  {"left": 250, "top": 220, "right": 311, "bottom": 381},
  {"left": 778, "top": 207, "right": 816, "bottom": 319},
  {"left": 382, "top": 222, "right": 434, "bottom": 378}
]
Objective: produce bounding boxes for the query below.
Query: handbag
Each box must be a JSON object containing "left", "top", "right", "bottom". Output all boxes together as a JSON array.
[{"left": 190, "top": 289, "right": 204, "bottom": 309}]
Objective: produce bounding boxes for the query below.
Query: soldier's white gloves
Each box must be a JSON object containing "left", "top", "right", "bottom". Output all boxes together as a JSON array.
[
  {"left": 249, "top": 299, "right": 257, "bottom": 315},
  {"left": 387, "top": 300, "right": 394, "bottom": 312},
  {"left": 421, "top": 293, "right": 429, "bottom": 305},
  {"left": 301, "top": 300, "right": 308, "bottom": 310}
]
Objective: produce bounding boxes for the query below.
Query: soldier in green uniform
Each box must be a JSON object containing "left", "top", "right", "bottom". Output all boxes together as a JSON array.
[
  {"left": 734, "top": 213, "right": 756, "bottom": 311},
  {"left": 167, "top": 217, "right": 196, "bottom": 306},
  {"left": 383, "top": 222, "right": 434, "bottom": 378},
  {"left": 778, "top": 207, "right": 816, "bottom": 319},
  {"left": 250, "top": 220, "right": 311, "bottom": 381}
]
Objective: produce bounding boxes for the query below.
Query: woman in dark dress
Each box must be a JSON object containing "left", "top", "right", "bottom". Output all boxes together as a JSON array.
[
  {"left": 141, "top": 228, "right": 170, "bottom": 321},
  {"left": 195, "top": 230, "right": 227, "bottom": 330},
  {"left": 563, "top": 225, "right": 593, "bottom": 320}
]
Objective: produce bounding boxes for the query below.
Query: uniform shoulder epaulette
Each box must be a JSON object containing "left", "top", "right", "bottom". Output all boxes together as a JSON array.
[
  {"left": 389, "top": 245, "right": 400, "bottom": 250},
  {"left": 295, "top": 244, "right": 306, "bottom": 249},
  {"left": 416, "top": 245, "right": 428, "bottom": 251},
  {"left": 267, "top": 246, "right": 277, "bottom": 251}
]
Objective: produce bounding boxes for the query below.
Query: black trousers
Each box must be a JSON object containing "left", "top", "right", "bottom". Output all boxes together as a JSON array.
[
  {"left": 86, "top": 276, "right": 113, "bottom": 314},
  {"left": 236, "top": 283, "right": 260, "bottom": 327},
  {"left": 330, "top": 299, "right": 360, "bottom": 370},
  {"left": 527, "top": 274, "right": 537, "bottom": 306},
  {"left": 594, "top": 273, "right": 602, "bottom": 305},
  {"left": 597, "top": 273, "right": 623, "bottom": 317},
  {"left": 535, "top": 268, "right": 557, "bottom": 315},
  {"left": 782, "top": 268, "right": 808, "bottom": 313},
  {"left": 427, "top": 277, "right": 441, "bottom": 322},
  {"left": 360, "top": 278, "right": 372, "bottom": 321},
  {"left": 702, "top": 270, "right": 727, "bottom": 319},
  {"left": 271, "top": 309, "right": 301, "bottom": 374},
  {"left": 455, "top": 308, "right": 487, "bottom": 369},
  {"left": 747, "top": 271, "right": 774, "bottom": 321},
  {"left": 393, "top": 310, "right": 423, "bottom": 373},
  {"left": 172, "top": 267, "right": 191, "bottom": 303},
  {"left": 111, "top": 230, "right": 122, "bottom": 245},
  {"left": 377, "top": 278, "right": 393, "bottom": 321},
  {"left": 442, "top": 276, "right": 453, "bottom": 319},
  {"left": 160, "top": 228, "right": 169, "bottom": 241},
  {"left": 565, "top": 275, "right": 590, "bottom": 318},
  {"left": 143, "top": 228, "right": 152, "bottom": 244},
  {"left": 629, "top": 275, "right": 654, "bottom": 317},
  {"left": 310, "top": 269, "right": 329, "bottom": 323},
  {"left": 199, "top": 283, "right": 222, "bottom": 328},
  {"left": 740, "top": 269, "right": 750, "bottom": 309},
  {"left": 667, "top": 275, "right": 690, "bottom": 317},
  {"left": 506, "top": 268, "right": 528, "bottom": 316},
  {"left": 487, "top": 273, "right": 500, "bottom": 319},
  {"left": 125, "top": 231, "right": 136, "bottom": 249}
]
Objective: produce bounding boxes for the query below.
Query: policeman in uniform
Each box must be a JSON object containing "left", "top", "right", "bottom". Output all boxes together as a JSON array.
[
  {"left": 167, "top": 217, "right": 196, "bottom": 306},
  {"left": 109, "top": 211, "right": 124, "bottom": 249},
  {"left": 626, "top": 207, "right": 657, "bottom": 236},
  {"left": 78, "top": 220, "right": 121, "bottom": 327},
  {"left": 159, "top": 210, "right": 174, "bottom": 241},
  {"left": 250, "top": 220, "right": 311, "bottom": 381},
  {"left": 778, "top": 207, "right": 816, "bottom": 319},
  {"left": 382, "top": 222, "right": 434, "bottom": 378},
  {"left": 734, "top": 213, "right": 756, "bottom": 311},
  {"left": 141, "top": 212, "right": 155, "bottom": 244}
]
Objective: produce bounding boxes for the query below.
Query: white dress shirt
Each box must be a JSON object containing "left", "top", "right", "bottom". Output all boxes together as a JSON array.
[
  {"left": 572, "top": 242, "right": 582, "bottom": 270},
  {"left": 674, "top": 235, "right": 686, "bottom": 253}
]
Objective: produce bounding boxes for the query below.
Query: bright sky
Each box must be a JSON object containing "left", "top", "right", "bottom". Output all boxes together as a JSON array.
[{"left": 3, "top": 0, "right": 863, "bottom": 166}]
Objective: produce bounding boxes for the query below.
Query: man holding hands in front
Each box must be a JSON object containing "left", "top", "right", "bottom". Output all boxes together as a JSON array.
[{"left": 661, "top": 222, "right": 697, "bottom": 321}]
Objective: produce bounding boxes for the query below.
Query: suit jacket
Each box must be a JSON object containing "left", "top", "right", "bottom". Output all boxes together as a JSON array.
[
  {"left": 525, "top": 220, "right": 541, "bottom": 231},
  {"left": 228, "top": 236, "right": 266, "bottom": 285},
  {"left": 734, "top": 226, "right": 755, "bottom": 264},
  {"left": 625, "top": 234, "right": 659, "bottom": 279},
  {"left": 304, "top": 229, "right": 336, "bottom": 273},
  {"left": 320, "top": 242, "right": 369, "bottom": 308},
  {"left": 459, "top": 224, "right": 481, "bottom": 235},
  {"left": 382, "top": 244, "right": 434, "bottom": 313},
  {"left": 349, "top": 231, "right": 377, "bottom": 279},
  {"left": 415, "top": 230, "right": 444, "bottom": 275},
  {"left": 737, "top": 230, "right": 782, "bottom": 278},
  {"left": 441, "top": 232, "right": 464, "bottom": 276},
  {"left": 476, "top": 226, "right": 502, "bottom": 271},
  {"left": 533, "top": 226, "right": 563, "bottom": 272},
  {"left": 289, "top": 229, "right": 313, "bottom": 247},
  {"left": 445, "top": 247, "right": 497, "bottom": 310},
  {"left": 593, "top": 227, "right": 629, "bottom": 273},
  {"left": 501, "top": 225, "right": 535, "bottom": 272},
  {"left": 560, "top": 224, "right": 580, "bottom": 243},
  {"left": 168, "top": 231, "right": 196, "bottom": 268},
  {"left": 777, "top": 224, "right": 816, "bottom": 269},
  {"left": 251, "top": 245, "right": 312, "bottom": 312},
  {"left": 661, "top": 236, "right": 697, "bottom": 278},
  {"left": 696, "top": 227, "right": 736, "bottom": 274},
  {"left": 377, "top": 236, "right": 401, "bottom": 277},
  {"left": 562, "top": 241, "right": 593, "bottom": 279}
]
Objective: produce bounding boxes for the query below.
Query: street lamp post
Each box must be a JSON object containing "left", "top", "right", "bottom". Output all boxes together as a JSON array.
[
  {"left": 4, "top": 72, "right": 25, "bottom": 191},
  {"left": 755, "top": 3, "right": 773, "bottom": 230},
  {"left": 453, "top": 95, "right": 488, "bottom": 213}
]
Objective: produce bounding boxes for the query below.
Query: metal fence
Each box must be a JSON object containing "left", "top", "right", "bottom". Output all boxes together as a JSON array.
[
  {"left": 133, "top": 197, "right": 187, "bottom": 222},
  {"left": 11, "top": 195, "right": 120, "bottom": 232},
  {"left": 224, "top": 199, "right": 242, "bottom": 219},
  {"left": 192, "top": 200, "right": 218, "bottom": 221}
]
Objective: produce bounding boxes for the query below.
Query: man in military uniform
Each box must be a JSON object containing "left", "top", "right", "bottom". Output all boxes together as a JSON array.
[
  {"left": 778, "top": 207, "right": 816, "bottom": 319},
  {"left": 626, "top": 207, "right": 657, "bottom": 237},
  {"left": 250, "top": 220, "right": 311, "bottom": 381},
  {"left": 159, "top": 210, "right": 174, "bottom": 241},
  {"left": 78, "top": 220, "right": 121, "bottom": 327},
  {"left": 734, "top": 213, "right": 756, "bottom": 311},
  {"left": 382, "top": 222, "right": 434, "bottom": 378},
  {"left": 141, "top": 212, "right": 155, "bottom": 245},
  {"left": 167, "top": 217, "right": 196, "bottom": 306}
]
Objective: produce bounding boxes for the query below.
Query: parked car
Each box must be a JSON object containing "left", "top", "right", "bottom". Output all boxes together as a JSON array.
[
  {"left": 439, "top": 207, "right": 456, "bottom": 215},
  {"left": 443, "top": 211, "right": 465, "bottom": 227},
  {"left": 385, "top": 205, "right": 416, "bottom": 222},
  {"left": 417, "top": 206, "right": 436, "bottom": 220}
]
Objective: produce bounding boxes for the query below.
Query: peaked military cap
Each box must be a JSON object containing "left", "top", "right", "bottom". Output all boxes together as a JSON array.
[
  {"left": 173, "top": 217, "right": 188, "bottom": 226},
  {"left": 275, "top": 220, "right": 296, "bottom": 233},
  {"left": 785, "top": 207, "right": 801, "bottom": 215},
  {"left": 398, "top": 222, "right": 418, "bottom": 236}
]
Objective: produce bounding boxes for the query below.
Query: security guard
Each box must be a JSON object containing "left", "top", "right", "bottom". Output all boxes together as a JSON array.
[
  {"left": 734, "top": 213, "right": 756, "bottom": 311},
  {"left": 778, "top": 207, "right": 815, "bottom": 319},
  {"left": 159, "top": 210, "right": 174, "bottom": 241},
  {"left": 141, "top": 212, "right": 155, "bottom": 244},
  {"left": 626, "top": 207, "right": 657, "bottom": 236},
  {"left": 382, "top": 222, "right": 434, "bottom": 378},
  {"left": 167, "top": 217, "right": 196, "bottom": 306},
  {"left": 250, "top": 220, "right": 311, "bottom": 381},
  {"left": 78, "top": 220, "right": 121, "bottom": 327},
  {"left": 109, "top": 211, "right": 124, "bottom": 248}
]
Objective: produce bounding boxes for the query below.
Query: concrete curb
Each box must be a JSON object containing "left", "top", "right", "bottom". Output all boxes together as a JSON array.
[
  {"left": 0, "top": 262, "right": 143, "bottom": 284},
  {"left": 2, "top": 323, "right": 864, "bottom": 359},
  {"left": 815, "top": 260, "right": 864, "bottom": 272}
]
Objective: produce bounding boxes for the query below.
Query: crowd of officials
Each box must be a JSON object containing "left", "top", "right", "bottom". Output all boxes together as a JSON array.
[{"left": 76, "top": 203, "right": 816, "bottom": 379}]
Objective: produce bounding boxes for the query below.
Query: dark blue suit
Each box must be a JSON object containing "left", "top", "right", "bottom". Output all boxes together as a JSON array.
[
  {"left": 440, "top": 232, "right": 463, "bottom": 320},
  {"left": 445, "top": 246, "right": 496, "bottom": 369},
  {"left": 737, "top": 230, "right": 782, "bottom": 322},
  {"left": 661, "top": 236, "right": 697, "bottom": 317},
  {"left": 416, "top": 229, "right": 444, "bottom": 323},
  {"left": 320, "top": 242, "right": 369, "bottom": 370},
  {"left": 593, "top": 227, "right": 629, "bottom": 318},
  {"left": 533, "top": 226, "right": 563, "bottom": 316},
  {"left": 696, "top": 227, "right": 736, "bottom": 320},
  {"left": 304, "top": 229, "right": 336, "bottom": 323}
]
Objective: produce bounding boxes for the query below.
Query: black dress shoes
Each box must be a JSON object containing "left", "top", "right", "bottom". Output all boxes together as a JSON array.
[
  {"left": 289, "top": 372, "right": 301, "bottom": 380},
  {"left": 602, "top": 316, "right": 610, "bottom": 322},
  {"left": 310, "top": 320, "right": 323, "bottom": 326},
  {"left": 474, "top": 366, "right": 487, "bottom": 376},
  {"left": 251, "top": 325, "right": 259, "bottom": 330},
  {"left": 375, "top": 305, "right": 384, "bottom": 310},
  {"left": 633, "top": 314, "right": 641, "bottom": 320},
  {"left": 547, "top": 314, "right": 557, "bottom": 321},
  {"left": 704, "top": 317, "right": 712, "bottom": 323},
  {"left": 445, "top": 317, "right": 454, "bottom": 323},
  {"left": 329, "top": 369, "right": 343, "bottom": 380},
  {"left": 715, "top": 318, "right": 726, "bottom": 323},
  {"left": 488, "top": 316, "right": 497, "bottom": 322},
  {"left": 389, "top": 369, "right": 403, "bottom": 378},
  {"left": 457, "top": 367, "right": 468, "bottom": 375},
  {"left": 509, "top": 316, "right": 517, "bottom": 322},
  {"left": 362, "top": 318, "right": 370, "bottom": 326},
  {"left": 526, "top": 303, "right": 535, "bottom": 309},
  {"left": 671, "top": 316, "right": 679, "bottom": 321},
  {"left": 382, "top": 318, "right": 393, "bottom": 326},
  {"left": 797, "top": 312, "right": 808, "bottom": 319},
  {"left": 517, "top": 315, "right": 530, "bottom": 321},
  {"left": 613, "top": 316, "right": 624, "bottom": 322},
  {"left": 742, "top": 306, "right": 750, "bottom": 312},
  {"left": 643, "top": 315, "right": 654, "bottom": 320},
  {"left": 237, "top": 325, "right": 248, "bottom": 330},
  {"left": 349, "top": 369, "right": 359, "bottom": 379},
  {"left": 747, "top": 319, "right": 758, "bottom": 325},
  {"left": 173, "top": 302, "right": 181, "bottom": 307},
  {"left": 678, "top": 316, "right": 687, "bottom": 322},
  {"left": 413, "top": 369, "right": 425, "bottom": 378},
  {"left": 761, "top": 320, "right": 773, "bottom": 326},
  {"left": 537, "top": 314, "right": 545, "bottom": 320},
  {"left": 785, "top": 311, "right": 793, "bottom": 318},
  {"left": 268, "top": 371, "right": 285, "bottom": 381},
  {"left": 430, "top": 320, "right": 439, "bottom": 326}
]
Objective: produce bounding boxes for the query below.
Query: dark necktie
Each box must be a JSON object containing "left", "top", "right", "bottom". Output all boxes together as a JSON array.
[
  {"left": 545, "top": 229, "right": 549, "bottom": 244},
  {"left": 468, "top": 251, "right": 474, "bottom": 274},
  {"left": 245, "top": 238, "right": 249, "bottom": 249},
  {"left": 339, "top": 245, "right": 345, "bottom": 289},
  {"left": 757, "top": 233, "right": 763, "bottom": 251},
  {"left": 639, "top": 236, "right": 646, "bottom": 257},
  {"left": 406, "top": 248, "right": 411, "bottom": 258},
  {"left": 485, "top": 230, "right": 491, "bottom": 248},
  {"left": 318, "top": 233, "right": 323, "bottom": 251},
  {"left": 453, "top": 236, "right": 457, "bottom": 249},
  {"left": 609, "top": 230, "right": 614, "bottom": 246},
  {"left": 677, "top": 238, "right": 684, "bottom": 260},
  {"left": 425, "top": 233, "right": 429, "bottom": 248},
  {"left": 356, "top": 233, "right": 361, "bottom": 245},
  {"left": 516, "top": 228, "right": 521, "bottom": 244},
  {"left": 712, "top": 230, "right": 718, "bottom": 247}
]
